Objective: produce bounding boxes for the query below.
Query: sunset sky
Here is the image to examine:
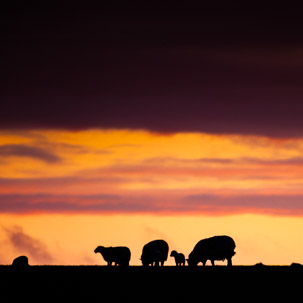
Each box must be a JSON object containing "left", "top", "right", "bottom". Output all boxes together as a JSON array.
[{"left": 0, "top": 8, "right": 302, "bottom": 265}]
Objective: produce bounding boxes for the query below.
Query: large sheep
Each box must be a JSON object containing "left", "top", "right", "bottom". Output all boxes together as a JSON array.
[
  {"left": 141, "top": 239, "right": 169, "bottom": 266},
  {"left": 170, "top": 250, "right": 185, "bottom": 266},
  {"left": 12, "top": 255, "right": 29, "bottom": 267},
  {"left": 94, "top": 246, "right": 131, "bottom": 266},
  {"left": 187, "top": 235, "right": 236, "bottom": 266}
]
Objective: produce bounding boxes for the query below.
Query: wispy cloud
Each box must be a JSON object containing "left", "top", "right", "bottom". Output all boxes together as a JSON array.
[
  {"left": 3, "top": 225, "right": 53, "bottom": 264},
  {"left": 0, "top": 144, "right": 61, "bottom": 163}
]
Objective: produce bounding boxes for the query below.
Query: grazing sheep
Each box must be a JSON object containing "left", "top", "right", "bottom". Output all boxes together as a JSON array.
[
  {"left": 187, "top": 235, "right": 236, "bottom": 266},
  {"left": 94, "top": 246, "right": 131, "bottom": 266},
  {"left": 290, "top": 263, "right": 303, "bottom": 268},
  {"left": 254, "top": 262, "right": 266, "bottom": 267},
  {"left": 141, "top": 239, "right": 169, "bottom": 266},
  {"left": 12, "top": 255, "right": 29, "bottom": 267},
  {"left": 170, "top": 250, "right": 185, "bottom": 266}
]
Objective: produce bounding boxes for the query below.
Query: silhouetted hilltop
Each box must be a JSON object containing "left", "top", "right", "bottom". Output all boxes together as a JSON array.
[{"left": 1, "top": 265, "right": 302, "bottom": 301}]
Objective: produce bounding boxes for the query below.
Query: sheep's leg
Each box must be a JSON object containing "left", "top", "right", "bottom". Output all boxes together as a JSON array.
[{"left": 227, "top": 258, "right": 232, "bottom": 267}]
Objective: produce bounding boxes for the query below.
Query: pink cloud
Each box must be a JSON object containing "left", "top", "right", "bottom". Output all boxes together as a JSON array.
[{"left": 0, "top": 192, "right": 302, "bottom": 216}]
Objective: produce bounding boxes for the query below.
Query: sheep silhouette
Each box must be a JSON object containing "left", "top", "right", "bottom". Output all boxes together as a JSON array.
[
  {"left": 141, "top": 239, "right": 169, "bottom": 266},
  {"left": 94, "top": 246, "right": 131, "bottom": 266},
  {"left": 187, "top": 235, "right": 236, "bottom": 266},
  {"left": 290, "top": 263, "right": 303, "bottom": 268},
  {"left": 170, "top": 250, "right": 185, "bottom": 266},
  {"left": 12, "top": 255, "right": 29, "bottom": 267}
]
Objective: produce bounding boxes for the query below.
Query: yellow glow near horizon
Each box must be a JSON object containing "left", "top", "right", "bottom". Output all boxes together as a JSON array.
[{"left": 1, "top": 213, "right": 303, "bottom": 266}]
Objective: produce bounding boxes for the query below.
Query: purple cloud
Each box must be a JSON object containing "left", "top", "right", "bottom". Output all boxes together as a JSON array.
[
  {"left": 182, "top": 194, "right": 303, "bottom": 215},
  {"left": 0, "top": 144, "right": 60, "bottom": 163},
  {"left": 0, "top": 193, "right": 302, "bottom": 216}
]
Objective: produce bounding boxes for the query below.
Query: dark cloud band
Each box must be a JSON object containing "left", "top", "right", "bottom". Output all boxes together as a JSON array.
[{"left": 1, "top": 11, "right": 303, "bottom": 137}]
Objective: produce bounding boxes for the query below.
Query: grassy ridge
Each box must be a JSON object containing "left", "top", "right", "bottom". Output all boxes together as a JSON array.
[{"left": 1, "top": 265, "right": 302, "bottom": 300}]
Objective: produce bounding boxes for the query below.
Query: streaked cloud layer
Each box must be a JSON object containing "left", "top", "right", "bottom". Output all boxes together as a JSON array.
[
  {"left": 0, "top": 130, "right": 301, "bottom": 216},
  {"left": 0, "top": 193, "right": 302, "bottom": 216}
]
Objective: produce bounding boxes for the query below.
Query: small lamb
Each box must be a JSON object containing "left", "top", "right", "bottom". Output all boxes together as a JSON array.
[{"left": 170, "top": 250, "right": 185, "bottom": 266}]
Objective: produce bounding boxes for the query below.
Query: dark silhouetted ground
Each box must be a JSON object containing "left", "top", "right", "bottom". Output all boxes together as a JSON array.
[{"left": 1, "top": 265, "right": 302, "bottom": 301}]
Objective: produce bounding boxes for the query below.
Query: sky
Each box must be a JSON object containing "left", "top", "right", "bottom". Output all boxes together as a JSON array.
[{"left": 0, "top": 7, "right": 302, "bottom": 265}]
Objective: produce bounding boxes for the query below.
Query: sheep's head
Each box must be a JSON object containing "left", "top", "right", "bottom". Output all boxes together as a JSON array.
[
  {"left": 94, "top": 246, "right": 105, "bottom": 254},
  {"left": 170, "top": 250, "right": 177, "bottom": 257}
]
